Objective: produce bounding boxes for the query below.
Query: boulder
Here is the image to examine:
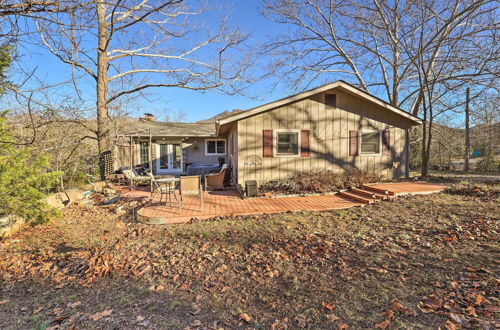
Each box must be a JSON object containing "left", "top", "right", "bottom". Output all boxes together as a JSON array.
[{"left": 0, "top": 215, "right": 25, "bottom": 239}]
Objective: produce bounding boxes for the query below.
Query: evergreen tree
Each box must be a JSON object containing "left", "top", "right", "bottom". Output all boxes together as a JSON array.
[
  {"left": 0, "top": 44, "right": 61, "bottom": 224},
  {"left": 0, "top": 112, "right": 61, "bottom": 224},
  {"left": 0, "top": 43, "right": 12, "bottom": 93}
]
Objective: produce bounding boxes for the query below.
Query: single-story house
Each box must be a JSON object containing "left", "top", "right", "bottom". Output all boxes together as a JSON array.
[{"left": 115, "top": 80, "right": 422, "bottom": 186}]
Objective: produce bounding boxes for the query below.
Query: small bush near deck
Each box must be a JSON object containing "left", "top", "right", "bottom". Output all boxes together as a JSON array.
[{"left": 260, "top": 169, "right": 381, "bottom": 195}]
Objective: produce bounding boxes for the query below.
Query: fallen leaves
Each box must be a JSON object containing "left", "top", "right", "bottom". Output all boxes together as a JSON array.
[
  {"left": 390, "top": 298, "right": 413, "bottom": 315},
  {"left": 337, "top": 322, "right": 349, "bottom": 329},
  {"left": 0, "top": 299, "right": 10, "bottom": 305},
  {"left": 89, "top": 309, "right": 113, "bottom": 321},
  {"left": 375, "top": 319, "right": 391, "bottom": 329},
  {"left": 67, "top": 301, "right": 81, "bottom": 308},
  {"left": 0, "top": 186, "right": 498, "bottom": 329},
  {"left": 419, "top": 268, "right": 499, "bottom": 329},
  {"left": 382, "top": 309, "right": 395, "bottom": 320},
  {"left": 240, "top": 312, "right": 252, "bottom": 323},
  {"left": 374, "top": 298, "right": 415, "bottom": 328},
  {"left": 52, "top": 307, "right": 63, "bottom": 315},
  {"left": 322, "top": 301, "right": 335, "bottom": 311},
  {"left": 418, "top": 294, "right": 444, "bottom": 313}
]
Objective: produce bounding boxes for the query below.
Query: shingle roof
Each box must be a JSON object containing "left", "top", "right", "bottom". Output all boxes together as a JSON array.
[{"left": 118, "top": 120, "right": 217, "bottom": 137}]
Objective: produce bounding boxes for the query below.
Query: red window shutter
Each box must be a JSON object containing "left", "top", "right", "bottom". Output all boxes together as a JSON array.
[
  {"left": 349, "top": 130, "right": 359, "bottom": 156},
  {"left": 263, "top": 130, "right": 273, "bottom": 157},
  {"left": 382, "top": 129, "right": 391, "bottom": 156},
  {"left": 301, "top": 130, "right": 310, "bottom": 157}
]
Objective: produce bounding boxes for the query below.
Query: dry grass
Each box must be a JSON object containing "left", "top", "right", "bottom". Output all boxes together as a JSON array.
[{"left": 0, "top": 185, "right": 498, "bottom": 329}]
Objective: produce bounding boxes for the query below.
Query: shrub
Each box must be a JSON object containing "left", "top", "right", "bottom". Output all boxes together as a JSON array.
[
  {"left": 260, "top": 169, "right": 381, "bottom": 195},
  {"left": 475, "top": 156, "right": 500, "bottom": 173},
  {"left": 0, "top": 112, "right": 61, "bottom": 224}
]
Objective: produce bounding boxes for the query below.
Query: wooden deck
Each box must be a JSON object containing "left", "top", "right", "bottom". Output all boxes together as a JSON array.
[
  {"left": 364, "top": 182, "right": 447, "bottom": 195},
  {"left": 118, "top": 182, "right": 446, "bottom": 224}
]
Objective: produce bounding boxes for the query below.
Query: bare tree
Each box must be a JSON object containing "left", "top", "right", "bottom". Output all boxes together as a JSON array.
[
  {"left": 464, "top": 87, "right": 470, "bottom": 171},
  {"left": 471, "top": 90, "right": 500, "bottom": 172},
  {"left": 262, "top": 0, "right": 497, "bottom": 111},
  {"left": 8, "top": 0, "right": 251, "bottom": 152},
  {"left": 261, "top": 0, "right": 499, "bottom": 176}
]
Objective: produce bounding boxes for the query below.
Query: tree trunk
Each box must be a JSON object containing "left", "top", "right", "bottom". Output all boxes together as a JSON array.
[
  {"left": 96, "top": 1, "right": 110, "bottom": 153},
  {"left": 425, "top": 115, "right": 433, "bottom": 176},
  {"left": 421, "top": 102, "right": 428, "bottom": 177},
  {"left": 464, "top": 87, "right": 470, "bottom": 172}
]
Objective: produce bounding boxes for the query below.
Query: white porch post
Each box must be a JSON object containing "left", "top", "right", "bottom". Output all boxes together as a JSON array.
[{"left": 148, "top": 129, "right": 153, "bottom": 173}]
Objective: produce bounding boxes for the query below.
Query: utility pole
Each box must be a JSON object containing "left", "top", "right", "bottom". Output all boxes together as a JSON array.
[{"left": 464, "top": 87, "right": 470, "bottom": 172}]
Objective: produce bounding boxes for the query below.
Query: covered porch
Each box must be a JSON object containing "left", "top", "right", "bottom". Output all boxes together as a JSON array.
[{"left": 115, "top": 118, "right": 230, "bottom": 177}]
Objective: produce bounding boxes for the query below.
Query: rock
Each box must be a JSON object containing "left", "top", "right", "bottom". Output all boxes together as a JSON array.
[
  {"left": 114, "top": 206, "right": 126, "bottom": 215},
  {"left": 46, "top": 189, "right": 86, "bottom": 209},
  {"left": 0, "top": 215, "right": 25, "bottom": 239},
  {"left": 102, "top": 197, "right": 119, "bottom": 205},
  {"left": 103, "top": 188, "right": 116, "bottom": 196}
]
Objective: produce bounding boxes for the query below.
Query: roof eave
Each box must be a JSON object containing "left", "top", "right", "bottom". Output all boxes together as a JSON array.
[{"left": 218, "top": 81, "right": 422, "bottom": 126}]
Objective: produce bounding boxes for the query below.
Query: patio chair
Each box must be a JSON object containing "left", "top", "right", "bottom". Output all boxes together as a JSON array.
[
  {"left": 122, "top": 168, "right": 153, "bottom": 190},
  {"left": 151, "top": 178, "right": 177, "bottom": 206},
  {"left": 179, "top": 175, "right": 204, "bottom": 213},
  {"left": 205, "top": 164, "right": 232, "bottom": 190}
]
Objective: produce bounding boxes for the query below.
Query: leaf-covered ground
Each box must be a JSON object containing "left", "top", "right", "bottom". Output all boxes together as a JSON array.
[{"left": 0, "top": 183, "right": 498, "bottom": 329}]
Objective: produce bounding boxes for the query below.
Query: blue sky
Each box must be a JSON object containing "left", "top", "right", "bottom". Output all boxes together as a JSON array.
[
  {"left": 11, "top": 1, "right": 468, "bottom": 125},
  {"left": 11, "top": 0, "right": 299, "bottom": 123}
]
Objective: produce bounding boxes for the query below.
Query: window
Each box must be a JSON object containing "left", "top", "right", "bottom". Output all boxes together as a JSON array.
[
  {"left": 205, "top": 139, "right": 226, "bottom": 155},
  {"left": 139, "top": 142, "right": 150, "bottom": 164},
  {"left": 325, "top": 94, "right": 337, "bottom": 108},
  {"left": 159, "top": 144, "right": 168, "bottom": 169},
  {"left": 275, "top": 130, "right": 299, "bottom": 156},
  {"left": 360, "top": 131, "right": 381, "bottom": 154}
]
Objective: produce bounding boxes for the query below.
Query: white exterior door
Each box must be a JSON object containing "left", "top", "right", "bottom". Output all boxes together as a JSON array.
[{"left": 156, "top": 143, "right": 183, "bottom": 173}]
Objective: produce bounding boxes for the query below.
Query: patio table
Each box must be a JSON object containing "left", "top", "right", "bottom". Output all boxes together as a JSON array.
[
  {"left": 153, "top": 177, "right": 180, "bottom": 205},
  {"left": 186, "top": 164, "right": 220, "bottom": 176}
]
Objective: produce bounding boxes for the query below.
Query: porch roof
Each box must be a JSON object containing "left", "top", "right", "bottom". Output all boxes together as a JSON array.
[{"left": 118, "top": 120, "right": 217, "bottom": 137}]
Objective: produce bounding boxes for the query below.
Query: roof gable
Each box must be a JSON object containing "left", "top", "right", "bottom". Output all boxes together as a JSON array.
[{"left": 217, "top": 81, "right": 422, "bottom": 126}]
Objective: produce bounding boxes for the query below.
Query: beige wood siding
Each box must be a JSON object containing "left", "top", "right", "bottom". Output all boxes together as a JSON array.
[
  {"left": 183, "top": 138, "right": 226, "bottom": 165},
  {"left": 236, "top": 88, "right": 412, "bottom": 185}
]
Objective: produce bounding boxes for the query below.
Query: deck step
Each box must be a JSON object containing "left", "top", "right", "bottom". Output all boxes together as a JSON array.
[
  {"left": 361, "top": 185, "right": 395, "bottom": 196},
  {"left": 339, "top": 191, "right": 375, "bottom": 204},
  {"left": 350, "top": 188, "right": 386, "bottom": 200}
]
